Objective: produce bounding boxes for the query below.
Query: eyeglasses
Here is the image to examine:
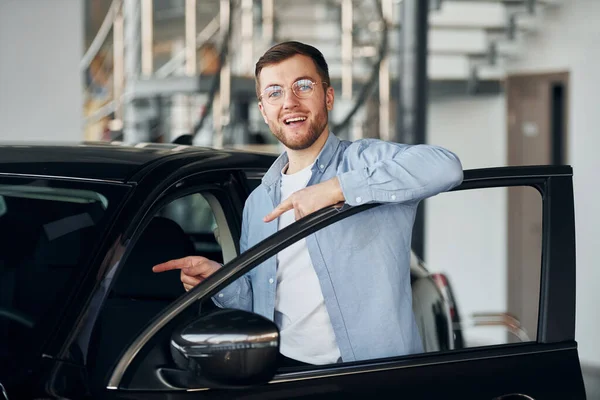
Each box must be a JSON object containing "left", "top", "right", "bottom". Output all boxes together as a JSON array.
[{"left": 259, "top": 79, "right": 327, "bottom": 105}]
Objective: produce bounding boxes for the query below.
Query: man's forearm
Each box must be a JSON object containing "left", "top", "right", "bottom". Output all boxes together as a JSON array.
[{"left": 337, "top": 141, "right": 463, "bottom": 205}]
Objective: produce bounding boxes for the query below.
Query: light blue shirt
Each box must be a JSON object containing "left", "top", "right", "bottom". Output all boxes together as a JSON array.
[{"left": 213, "top": 132, "right": 463, "bottom": 362}]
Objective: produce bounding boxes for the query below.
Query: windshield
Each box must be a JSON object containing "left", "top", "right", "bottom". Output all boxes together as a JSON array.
[{"left": 0, "top": 178, "right": 125, "bottom": 384}]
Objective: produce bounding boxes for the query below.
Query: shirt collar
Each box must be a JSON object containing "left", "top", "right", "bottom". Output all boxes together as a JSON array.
[{"left": 262, "top": 131, "right": 341, "bottom": 188}]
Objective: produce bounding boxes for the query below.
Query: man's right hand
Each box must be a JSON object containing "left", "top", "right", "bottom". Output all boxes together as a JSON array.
[{"left": 152, "top": 256, "right": 221, "bottom": 292}]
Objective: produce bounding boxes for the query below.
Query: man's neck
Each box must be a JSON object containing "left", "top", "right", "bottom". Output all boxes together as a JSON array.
[{"left": 285, "top": 129, "right": 329, "bottom": 175}]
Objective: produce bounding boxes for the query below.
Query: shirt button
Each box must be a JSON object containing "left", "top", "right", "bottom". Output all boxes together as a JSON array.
[
  {"left": 319, "top": 164, "right": 325, "bottom": 170},
  {"left": 356, "top": 197, "right": 362, "bottom": 203},
  {"left": 218, "top": 293, "right": 224, "bottom": 298},
  {"left": 391, "top": 194, "right": 396, "bottom": 200},
  {"left": 269, "top": 278, "right": 274, "bottom": 284}
]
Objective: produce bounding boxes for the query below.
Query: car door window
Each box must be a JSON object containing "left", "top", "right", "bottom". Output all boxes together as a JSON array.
[
  {"left": 0, "top": 177, "right": 125, "bottom": 385},
  {"left": 244, "top": 170, "right": 265, "bottom": 193},
  {"left": 85, "top": 186, "right": 239, "bottom": 394},
  {"left": 418, "top": 185, "right": 542, "bottom": 352},
  {"left": 104, "top": 167, "right": 582, "bottom": 399},
  {"left": 158, "top": 193, "right": 223, "bottom": 262}
]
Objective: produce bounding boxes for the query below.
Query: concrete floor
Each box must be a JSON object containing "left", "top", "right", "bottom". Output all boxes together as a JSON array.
[{"left": 582, "top": 365, "right": 600, "bottom": 399}]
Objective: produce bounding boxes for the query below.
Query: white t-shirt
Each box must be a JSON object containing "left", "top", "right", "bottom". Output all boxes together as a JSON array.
[{"left": 275, "top": 162, "right": 341, "bottom": 365}]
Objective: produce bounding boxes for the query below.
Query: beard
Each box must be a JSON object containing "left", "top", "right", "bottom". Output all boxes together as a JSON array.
[{"left": 269, "top": 102, "right": 328, "bottom": 151}]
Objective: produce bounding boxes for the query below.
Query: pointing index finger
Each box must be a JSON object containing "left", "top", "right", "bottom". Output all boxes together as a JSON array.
[
  {"left": 263, "top": 198, "right": 293, "bottom": 223},
  {"left": 152, "top": 257, "right": 190, "bottom": 273}
]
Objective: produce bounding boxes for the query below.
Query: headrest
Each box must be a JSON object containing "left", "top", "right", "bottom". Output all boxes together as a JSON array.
[
  {"left": 36, "top": 212, "right": 96, "bottom": 267},
  {"left": 112, "top": 217, "right": 194, "bottom": 300},
  {"left": 30, "top": 203, "right": 106, "bottom": 268}
]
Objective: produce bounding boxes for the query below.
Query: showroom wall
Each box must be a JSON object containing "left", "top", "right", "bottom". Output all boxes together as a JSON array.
[
  {"left": 426, "top": 95, "right": 508, "bottom": 345},
  {"left": 507, "top": 0, "right": 600, "bottom": 368},
  {"left": 426, "top": 0, "right": 600, "bottom": 367},
  {"left": 0, "top": 0, "right": 83, "bottom": 142}
]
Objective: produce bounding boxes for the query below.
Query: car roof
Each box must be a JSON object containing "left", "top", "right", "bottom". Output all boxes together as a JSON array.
[{"left": 0, "top": 142, "right": 277, "bottom": 183}]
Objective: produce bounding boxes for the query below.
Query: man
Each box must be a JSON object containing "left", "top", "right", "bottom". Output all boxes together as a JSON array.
[{"left": 153, "top": 41, "right": 463, "bottom": 365}]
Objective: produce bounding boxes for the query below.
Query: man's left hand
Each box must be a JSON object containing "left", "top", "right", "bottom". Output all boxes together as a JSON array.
[{"left": 263, "top": 177, "right": 345, "bottom": 223}]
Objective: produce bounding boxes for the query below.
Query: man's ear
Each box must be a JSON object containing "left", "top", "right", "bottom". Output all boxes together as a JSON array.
[
  {"left": 258, "top": 102, "right": 268, "bottom": 124},
  {"left": 326, "top": 85, "right": 335, "bottom": 111}
]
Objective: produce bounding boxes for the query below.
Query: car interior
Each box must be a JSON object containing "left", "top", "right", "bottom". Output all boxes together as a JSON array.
[
  {"left": 83, "top": 190, "right": 452, "bottom": 391},
  {"left": 87, "top": 216, "right": 200, "bottom": 389},
  {"left": 86, "top": 192, "right": 230, "bottom": 390}
]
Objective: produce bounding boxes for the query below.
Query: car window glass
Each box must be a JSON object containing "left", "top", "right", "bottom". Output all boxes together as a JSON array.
[
  {"left": 85, "top": 191, "right": 228, "bottom": 392},
  {"left": 244, "top": 171, "right": 265, "bottom": 193},
  {"left": 157, "top": 193, "right": 222, "bottom": 257},
  {"left": 0, "top": 179, "right": 116, "bottom": 383},
  {"left": 422, "top": 185, "right": 542, "bottom": 348}
]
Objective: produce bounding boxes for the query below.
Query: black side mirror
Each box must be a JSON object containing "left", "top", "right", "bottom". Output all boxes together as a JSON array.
[{"left": 170, "top": 309, "right": 280, "bottom": 388}]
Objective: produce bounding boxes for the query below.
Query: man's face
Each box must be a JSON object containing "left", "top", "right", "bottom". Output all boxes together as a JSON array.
[{"left": 258, "top": 54, "right": 334, "bottom": 151}]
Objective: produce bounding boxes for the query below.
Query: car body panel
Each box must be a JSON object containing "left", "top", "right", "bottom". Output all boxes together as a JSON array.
[
  {"left": 0, "top": 145, "right": 584, "bottom": 399},
  {"left": 104, "top": 345, "right": 584, "bottom": 399},
  {"left": 0, "top": 144, "right": 275, "bottom": 183}
]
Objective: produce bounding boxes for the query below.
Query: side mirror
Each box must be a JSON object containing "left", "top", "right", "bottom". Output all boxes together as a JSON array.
[{"left": 170, "top": 309, "right": 280, "bottom": 387}]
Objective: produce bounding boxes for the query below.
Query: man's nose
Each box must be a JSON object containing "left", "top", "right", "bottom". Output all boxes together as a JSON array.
[{"left": 282, "top": 90, "right": 299, "bottom": 109}]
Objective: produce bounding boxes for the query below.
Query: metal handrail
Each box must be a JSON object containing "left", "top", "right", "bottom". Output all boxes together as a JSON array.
[
  {"left": 454, "top": 312, "right": 531, "bottom": 342},
  {"left": 80, "top": 0, "right": 123, "bottom": 71},
  {"left": 154, "top": 13, "right": 221, "bottom": 78},
  {"left": 191, "top": 2, "right": 234, "bottom": 138},
  {"left": 83, "top": 97, "right": 118, "bottom": 125},
  {"left": 83, "top": 4, "right": 221, "bottom": 127},
  {"left": 332, "top": 0, "right": 388, "bottom": 135}
]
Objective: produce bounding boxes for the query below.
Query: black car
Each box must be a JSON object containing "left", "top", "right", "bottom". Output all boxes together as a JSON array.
[{"left": 0, "top": 143, "right": 586, "bottom": 399}]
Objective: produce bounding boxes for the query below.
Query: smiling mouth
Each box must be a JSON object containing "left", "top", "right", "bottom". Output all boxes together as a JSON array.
[{"left": 284, "top": 116, "right": 307, "bottom": 125}]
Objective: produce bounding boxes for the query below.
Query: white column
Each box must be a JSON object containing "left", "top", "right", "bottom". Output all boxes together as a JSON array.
[
  {"left": 141, "top": 0, "right": 154, "bottom": 77},
  {"left": 341, "top": 0, "right": 353, "bottom": 100},
  {"left": 241, "top": 0, "right": 254, "bottom": 76},
  {"left": 379, "top": 0, "right": 393, "bottom": 141},
  {"left": 214, "top": 0, "right": 231, "bottom": 148},
  {"left": 123, "top": 0, "right": 143, "bottom": 143}
]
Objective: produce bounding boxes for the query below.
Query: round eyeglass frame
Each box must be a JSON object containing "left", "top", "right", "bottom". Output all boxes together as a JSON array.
[{"left": 259, "top": 79, "right": 328, "bottom": 105}]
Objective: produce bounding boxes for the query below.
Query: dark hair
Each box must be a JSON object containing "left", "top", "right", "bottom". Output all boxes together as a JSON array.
[{"left": 254, "top": 41, "right": 330, "bottom": 98}]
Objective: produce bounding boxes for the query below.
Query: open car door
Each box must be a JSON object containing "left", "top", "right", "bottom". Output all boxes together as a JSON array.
[{"left": 106, "top": 165, "right": 585, "bottom": 399}]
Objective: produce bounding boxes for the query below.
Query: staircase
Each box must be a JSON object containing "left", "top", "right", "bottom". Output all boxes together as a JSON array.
[
  {"left": 268, "top": 0, "right": 561, "bottom": 88},
  {"left": 81, "top": 0, "right": 563, "bottom": 144}
]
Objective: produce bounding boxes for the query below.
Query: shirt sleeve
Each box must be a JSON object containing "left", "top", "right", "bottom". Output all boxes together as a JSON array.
[
  {"left": 211, "top": 200, "right": 253, "bottom": 311},
  {"left": 337, "top": 139, "right": 463, "bottom": 206}
]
